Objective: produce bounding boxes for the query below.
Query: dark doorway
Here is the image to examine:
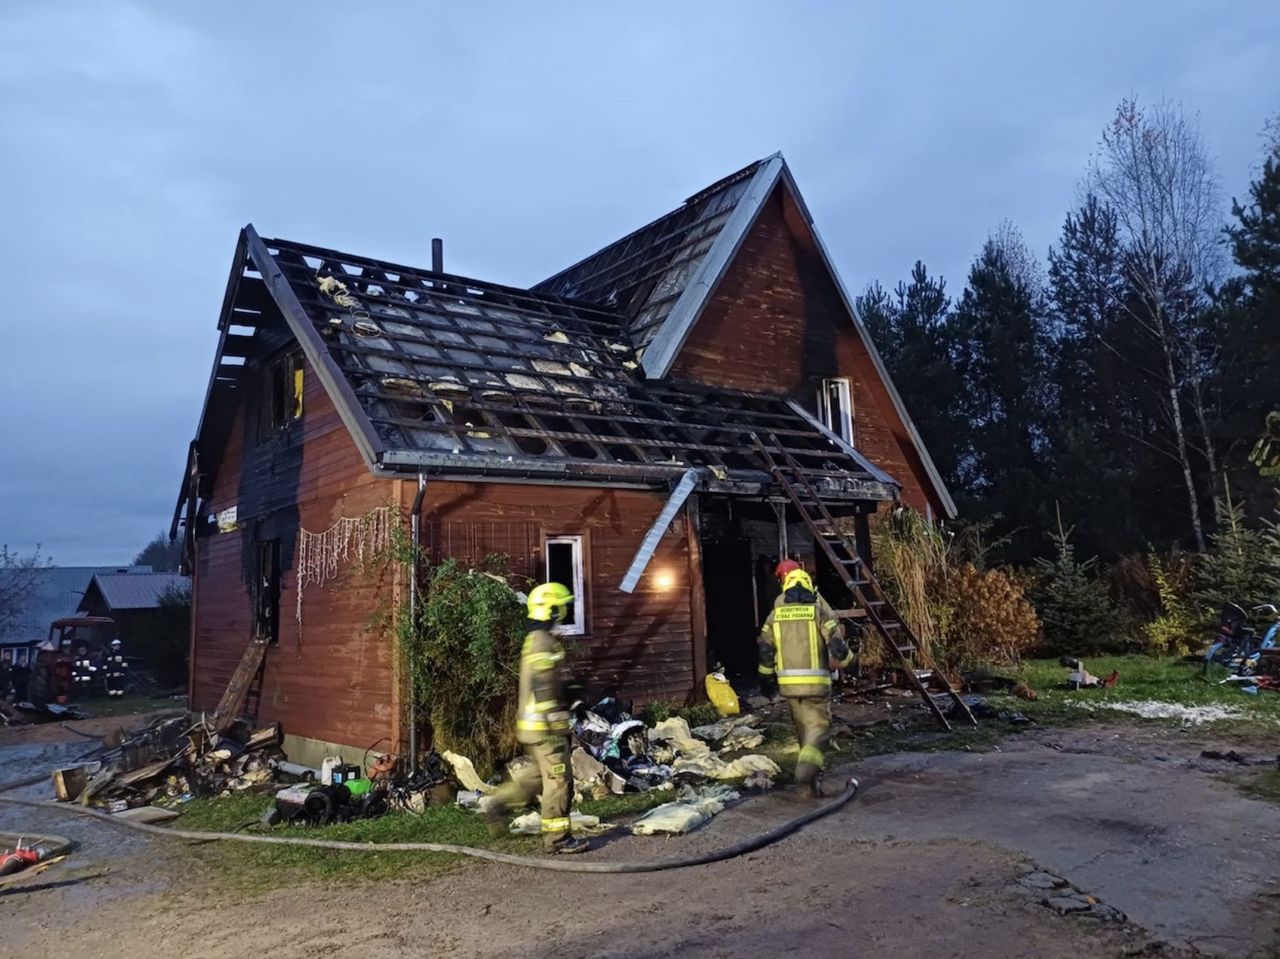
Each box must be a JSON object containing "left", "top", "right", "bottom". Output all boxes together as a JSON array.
[{"left": 702, "top": 538, "right": 759, "bottom": 685}]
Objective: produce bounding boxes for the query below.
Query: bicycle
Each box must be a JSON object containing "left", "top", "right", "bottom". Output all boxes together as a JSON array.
[{"left": 1204, "top": 602, "right": 1278, "bottom": 677}]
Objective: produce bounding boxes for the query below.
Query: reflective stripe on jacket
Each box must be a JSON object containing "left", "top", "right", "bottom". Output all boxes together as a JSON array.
[
  {"left": 515, "top": 627, "right": 570, "bottom": 744},
  {"left": 757, "top": 591, "right": 852, "bottom": 698}
]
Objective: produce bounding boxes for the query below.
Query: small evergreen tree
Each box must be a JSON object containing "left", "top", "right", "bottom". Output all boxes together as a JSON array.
[
  {"left": 1033, "top": 510, "right": 1127, "bottom": 654},
  {"left": 1191, "top": 489, "right": 1280, "bottom": 624}
]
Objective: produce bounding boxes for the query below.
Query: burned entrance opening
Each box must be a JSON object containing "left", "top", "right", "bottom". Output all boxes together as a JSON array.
[
  {"left": 697, "top": 498, "right": 789, "bottom": 686},
  {"left": 695, "top": 495, "right": 880, "bottom": 687}
]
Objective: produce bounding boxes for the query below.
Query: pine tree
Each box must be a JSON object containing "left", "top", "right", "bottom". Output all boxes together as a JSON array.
[
  {"left": 1046, "top": 195, "right": 1173, "bottom": 557},
  {"left": 951, "top": 227, "right": 1054, "bottom": 560},
  {"left": 1215, "top": 128, "right": 1280, "bottom": 509},
  {"left": 1033, "top": 511, "right": 1127, "bottom": 654},
  {"left": 858, "top": 262, "right": 967, "bottom": 487}
]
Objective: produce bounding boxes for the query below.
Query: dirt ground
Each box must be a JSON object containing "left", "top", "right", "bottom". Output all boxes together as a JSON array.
[{"left": 2, "top": 715, "right": 1278, "bottom": 959}]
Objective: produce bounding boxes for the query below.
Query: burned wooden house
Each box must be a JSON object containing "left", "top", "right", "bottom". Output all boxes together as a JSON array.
[{"left": 174, "top": 154, "right": 954, "bottom": 760}]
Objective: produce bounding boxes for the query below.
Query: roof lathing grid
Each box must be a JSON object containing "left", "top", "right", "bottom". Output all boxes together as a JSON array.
[
  {"left": 532, "top": 161, "right": 761, "bottom": 352},
  {"left": 264, "top": 239, "right": 878, "bottom": 485}
]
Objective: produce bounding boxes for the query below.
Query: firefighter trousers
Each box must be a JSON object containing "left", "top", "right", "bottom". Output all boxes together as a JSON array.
[
  {"left": 787, "top": 696, "right": 831, "bottom": 787},
  {"left": 492, "top": 736, "right": 574, "bottom": 850}
]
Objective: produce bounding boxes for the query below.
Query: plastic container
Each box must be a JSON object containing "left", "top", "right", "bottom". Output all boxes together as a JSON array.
[{"left": 705, "top": 671, "right": 741, "bottom": 717}]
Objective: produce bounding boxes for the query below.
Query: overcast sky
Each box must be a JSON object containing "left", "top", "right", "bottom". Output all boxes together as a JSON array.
[{"left": 1, "top": 2, "right": 1276, "bottom": 565}]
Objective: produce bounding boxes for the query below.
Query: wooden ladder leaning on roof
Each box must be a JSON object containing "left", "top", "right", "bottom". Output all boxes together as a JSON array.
[{"left": 750, "top": 432, "right": 976, "bottom": 731}]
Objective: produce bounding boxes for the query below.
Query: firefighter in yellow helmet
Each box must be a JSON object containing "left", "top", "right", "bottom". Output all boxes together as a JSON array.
[
  {"left": 488, "top": 582, "right": 589, "bottom": 854},
  {"left": 757, "top": 567, "right": 852, "bottom": 798}
]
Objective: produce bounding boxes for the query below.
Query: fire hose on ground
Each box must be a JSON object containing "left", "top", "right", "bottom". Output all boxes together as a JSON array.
[{"left": 0, "top": 777, "right": 858, "bottom": 875}]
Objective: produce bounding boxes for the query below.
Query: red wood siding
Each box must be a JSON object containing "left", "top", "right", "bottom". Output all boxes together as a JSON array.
[
  {"left": 416, "top": 482, "right": 697, "bottom": 705},
  {"left": 190, "top": 357, "right": 400, "bottom": 750},
  {"left": 668, "top": 187, "right": 945, "bottom": 517}
]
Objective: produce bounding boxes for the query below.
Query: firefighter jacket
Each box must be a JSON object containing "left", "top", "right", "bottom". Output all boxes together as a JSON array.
[
  {"left": 515, "top": 625, "right": 570, "bottom": 745},
  {"left": 757, "top": 588, "right": 853, "bottom": 698}
]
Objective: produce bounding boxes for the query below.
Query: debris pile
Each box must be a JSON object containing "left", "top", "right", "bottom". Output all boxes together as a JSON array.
[
  {"left": 571, "top": 697, "right": 671, "bottom": 792},
  {"left": 57, "top": 716, "right": 291, "bottom": 809}
]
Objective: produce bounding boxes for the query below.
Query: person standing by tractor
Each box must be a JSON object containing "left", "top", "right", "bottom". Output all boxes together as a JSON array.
[
  {"left": 757, "top": 566, "right": 853, "bottom": 798},
  {"left": 104, "top": 638, "right": 127, "bottom": 698},
  {"left": 71, "top": 644, "right": 97, "bottom": 699},
  {"left": 487, "top": 582, "right": 589, "bottom": 855}
]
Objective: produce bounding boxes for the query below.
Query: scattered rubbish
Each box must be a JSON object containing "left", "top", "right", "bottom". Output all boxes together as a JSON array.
[
  {"left": 717, "top": 726, "right": 766, "bottom": 753},
  {"left": 572, "top": 697, "right": 672, "bottom": 790},
  {"left": 318, "top": 274, "right": 360, "bottom": 309},
  {"left": 1059, "top": 656, "right": 1119, "bottom": 690},
  {"left": 52, "top": 765, "right": 96, "bottom": 801},
  {"left": 1067, "top": 700, "right": 1247, "bottom": 725},
  {"left": 11, "top": 701, "right": 90, "bottom": 723},
  {"left": 571, "top": 747, "right": 627, "bottom": 798},
  {"left": 740, "top": 770, "right": 774, "bottom": 792},
  {"left": 963, "top": 671, "right": 1038, "bottom": 700},
  {"left": 508, "top": 810, "right": 605, "bottom": 835},
  {"left": 958, "top": 698, "right": 1032, "bottom": 724},
  {"left": 631, "top": 784, "right": 741, "bottom": 835},
  {"left": 690, "top": 714, "right": 760, "bottom": 744},
  {"left": 442, "top": 750, "right": 493, "bottom": 794},
  {"left": 56, "top": 716, "right": 289, "bottom": 811},
  {"left": 672, "top": 752, "right": 780, "bottom": 782}
]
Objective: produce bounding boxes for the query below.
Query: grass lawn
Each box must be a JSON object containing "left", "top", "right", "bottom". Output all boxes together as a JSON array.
[
  {"left": 174, "top": 792, "right": 541, "bottom": 891},
  {"left": 169, "top": 782, "right": 678, "bottom": 892},
  {"left": 78, "top": 693, "right": 183, "bottom": 718},
  {"left": 1012, "top": 655, "right": 1280, "bottom": 729}
]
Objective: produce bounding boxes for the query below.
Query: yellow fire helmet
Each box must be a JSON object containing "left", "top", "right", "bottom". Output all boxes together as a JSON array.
[
  {"left": 528, "top": 582, "right": 573, "bottom": 623},
  {"left": 781, "top": 568, "right": 815, "bottom": 594}
]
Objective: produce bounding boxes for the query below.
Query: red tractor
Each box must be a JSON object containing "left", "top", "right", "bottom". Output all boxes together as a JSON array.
[{"left": 24, "top": 616, "right": 116, "bottom": 705}]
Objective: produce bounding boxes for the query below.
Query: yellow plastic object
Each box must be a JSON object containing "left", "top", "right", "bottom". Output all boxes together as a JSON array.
[{"left": 704, "top": 671, "right": 740, "bottom": 717}]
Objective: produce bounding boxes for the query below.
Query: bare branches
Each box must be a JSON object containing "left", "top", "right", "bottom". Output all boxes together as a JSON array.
[
  {"left": 1083, "top": 98, "right": 1226, "bottom": 550},
  {"left": 0, "top": 545, "right": 52, "bottom": 635}
]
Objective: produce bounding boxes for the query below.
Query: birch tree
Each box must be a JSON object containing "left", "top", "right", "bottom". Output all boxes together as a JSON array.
[{"left": 1088, "top": 99, "right": 1224, "bottom": 551}]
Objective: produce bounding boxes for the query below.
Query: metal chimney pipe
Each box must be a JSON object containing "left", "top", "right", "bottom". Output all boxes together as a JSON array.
[{"left": 431, "top": 238, "right": 443, "bottom": 274}]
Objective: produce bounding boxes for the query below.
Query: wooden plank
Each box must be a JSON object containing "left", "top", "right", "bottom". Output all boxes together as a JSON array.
[{"left": 211, "top": 637, "right": 269, "bottom": 732}]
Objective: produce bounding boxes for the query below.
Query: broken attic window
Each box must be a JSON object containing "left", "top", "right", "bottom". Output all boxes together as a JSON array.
[
  {"left": 818, "top": 378, "right": 855, "bottom": 446},
  {"left": 259, "top": 352, "right": 303, "bottom": 438}
]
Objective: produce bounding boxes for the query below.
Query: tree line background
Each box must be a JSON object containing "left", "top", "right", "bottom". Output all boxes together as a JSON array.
[{"left": 861, "top": 99, "right": 1280, "bottom": 661}]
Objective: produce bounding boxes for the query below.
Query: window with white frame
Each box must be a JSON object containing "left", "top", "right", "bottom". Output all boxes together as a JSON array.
[
  {"left": 818, "top": 378, "right": 854, "bottom": 446},
  {"left": 544, "top": 535, "right": 586, "bottom": 635}
]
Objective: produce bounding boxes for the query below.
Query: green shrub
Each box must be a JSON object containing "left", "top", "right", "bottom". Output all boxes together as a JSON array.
[
  {"left": 404, "top": 555, "right": 527, "bottom": 775},
  {"left": 1142, "top": 553, "right": 1198, "bottom": 656}
]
